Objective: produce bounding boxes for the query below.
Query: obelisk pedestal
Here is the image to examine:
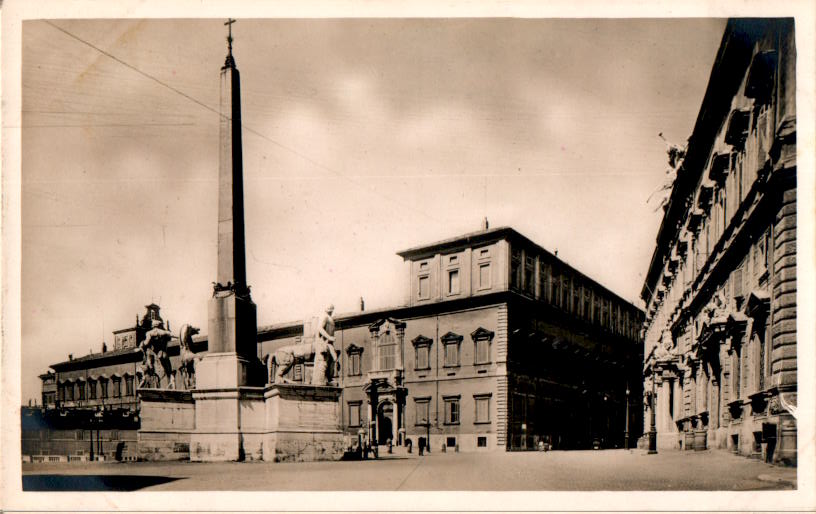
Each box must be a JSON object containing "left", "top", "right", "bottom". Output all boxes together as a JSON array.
[{"left": 190, "top": 290, "right": 259, "bottom": 461}]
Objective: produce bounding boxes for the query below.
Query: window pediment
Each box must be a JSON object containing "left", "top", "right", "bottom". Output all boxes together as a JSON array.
[
  {"left": 440, "top": 331, "right": 463, "bottom": 343},
  {"left": 368, "top": 317, "right": 406, "bottom": 333},
  {"left": 346, "top": 343, "right": 364, "bottom": 355},
  {"left": 745, "top": 50, "right": 777, "bottom": 102},
  {"left": 708, "top": 152, "right": 732, "bottom": 184},
  {"left": 724, "top": 109, "right": 751, "bottom": 148},
  {"left": 411, "top": 335, "right": 433, "bottom": 347},
  {"left": 470, "top": 327, "right": 495, "bottom": 341}
]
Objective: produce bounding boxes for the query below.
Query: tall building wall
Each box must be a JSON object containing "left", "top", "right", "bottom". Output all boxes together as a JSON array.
[{"left": 640, "top": 19, "right": 796, "bottom": 465}]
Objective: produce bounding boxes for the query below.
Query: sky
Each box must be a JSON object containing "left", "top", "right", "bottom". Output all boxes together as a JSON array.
[{"left": 19, "top": 17, "right": 728, "bottom": 404}]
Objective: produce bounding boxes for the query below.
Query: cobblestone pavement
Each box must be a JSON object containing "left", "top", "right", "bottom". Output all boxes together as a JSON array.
[{"left": 21, "top": 448, "right": 796, "bottom": 491}]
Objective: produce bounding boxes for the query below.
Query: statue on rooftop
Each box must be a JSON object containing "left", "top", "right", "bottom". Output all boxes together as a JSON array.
[{"left": 648, "top": 132, "right": 687, "bottom": 212}]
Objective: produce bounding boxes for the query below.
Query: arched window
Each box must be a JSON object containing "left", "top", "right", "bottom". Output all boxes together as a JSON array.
[
  {"left": 378, "top": 329, "right": 397, "bottom": 370},
  {"left": 368, "top": 318, "right": 405, "bottom": 371}
]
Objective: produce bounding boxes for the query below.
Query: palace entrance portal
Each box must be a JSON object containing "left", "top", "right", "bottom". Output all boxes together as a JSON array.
[{"left": 377, "top": 401, "right": 394, "bottom": 445}]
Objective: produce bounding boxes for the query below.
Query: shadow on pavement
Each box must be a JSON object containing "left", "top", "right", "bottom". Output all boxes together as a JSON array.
[{"left": 23, "top": 474, "right": 182, "bottom": 491}]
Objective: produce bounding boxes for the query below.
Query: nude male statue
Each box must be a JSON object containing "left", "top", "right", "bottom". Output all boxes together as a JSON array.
[{"left": 312, "top": 304, "right": 339, "bottom": 385}]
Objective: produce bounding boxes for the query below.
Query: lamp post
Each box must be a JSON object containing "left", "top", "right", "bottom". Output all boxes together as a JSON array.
[
  {"left": 624, "top": 383, "right": 630, "bottom": 450},
  {"left": 648, "top": 374, "right": 658, "bottom": 454}
]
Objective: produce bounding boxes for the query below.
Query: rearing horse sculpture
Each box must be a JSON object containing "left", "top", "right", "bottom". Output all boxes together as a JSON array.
[{"left": 177, "top": 324, "right": 201, "bottom": 389}]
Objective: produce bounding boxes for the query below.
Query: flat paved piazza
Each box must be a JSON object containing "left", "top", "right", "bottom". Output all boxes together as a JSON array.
[{"left": 21, "top": 449, "right": 796, "bottom": 491}]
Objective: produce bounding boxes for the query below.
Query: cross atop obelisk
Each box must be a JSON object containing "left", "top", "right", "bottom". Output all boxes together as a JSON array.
[{"left": 224, "top": 18, "right": 236, "bottom": 66}]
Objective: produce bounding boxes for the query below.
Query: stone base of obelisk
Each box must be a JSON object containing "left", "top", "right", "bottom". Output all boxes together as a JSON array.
[
  {"left": 190, "top": 353, "right": 266, "bottom": 462},
  {"left": 262, "top": 384, "right": 344, "bottom": 462}
]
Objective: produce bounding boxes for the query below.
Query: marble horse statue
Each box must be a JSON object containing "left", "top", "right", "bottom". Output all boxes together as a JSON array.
[{"left": 177, "top": 324, "right": 201, "bottom": 389}]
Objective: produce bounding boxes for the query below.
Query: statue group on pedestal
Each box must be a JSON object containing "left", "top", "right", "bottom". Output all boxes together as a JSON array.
[
  {"left": 264, "top": 304, "right": 339, "bottom": 386},
  {"left": 136, "top": 320, "right": 201, "bottom": 390}
]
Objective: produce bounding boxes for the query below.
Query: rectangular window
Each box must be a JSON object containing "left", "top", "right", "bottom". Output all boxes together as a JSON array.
[
  {"left": 478, "top": 263, "right": 491, "bottom": 290},
  {"left": 444, "top": 397, "right": 460, "bottom": 425},
  {"left": 449, "top": 255, "right": 458, "bottom": 264},
  {"left": 444, "top": 342, "right": 459, "bottom": 367},
  {"left": 415, "top": 399, "right": 430, "bottom": 425},
  {"left": 348, "top": 352, "right": 361, "bottom": 376},
  {"left": 446, "top": 436, "right": 457, "bottom": 448},
  {"left": 125, "top": 376, "right": 134, "bottom": 396},
  {"left": 77, "top": 382, "right": 85, "bottom": 401},
  {"left": 540, "top": 262, "right": 551, "bottom": 302},
  {"left": 755, "top": 230, "right": 769, "bottom": 278},
  {"left": 348, "top": 402, "right": 361, "bottom": 427},
  {"left": 75, "top": 430, "right": 84, "bottom": 441},
  {"left": 510, "top": 249, "right": 522, "bottom": 289},
  {"left": 573, "top": 282, "right": 581, "bottom": 314},
  {"left": 524, "top": 257, "right": 535, "bottom": 295},
  {"left": 418, "top": 275, "right": 430, "bottom": 300},
  {"left": 560, "top": 275, "right": 568, "bottom": 308},
  {"left": 100, "top": 380, "right": 108, "bottom": 399},
  {"left": 732, "top": 267, "right": 744, "bottom": 299},
  {"left": 415, "top": 345, "right": 430, "bottom": 370},
  {"left": 88, "top": 381, "right": 97, "bottom": 400},
  {"left": 474, "top": 395, "right": 491, "bottom": 424},
  {"left": 448, "top": 269, "right": 460, "bottom": 295},
  {"left": 474, "top": 338, "right": 490, "bottom": 365},
  {"left": 477, "top": 436, "right": 488, "bottom": 448}
]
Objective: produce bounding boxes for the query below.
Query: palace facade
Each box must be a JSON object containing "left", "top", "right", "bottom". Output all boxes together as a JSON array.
[
  {"left": 639, "top": 19, "right": 797, "bottom": 465},
  {"left": 27, "top": 226, "right": 644, "bottom": 460}
]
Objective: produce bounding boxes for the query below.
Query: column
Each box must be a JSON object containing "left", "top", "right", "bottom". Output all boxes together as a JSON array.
[{"left": 658, "top": 376, "right": 671, "bottom": 432}]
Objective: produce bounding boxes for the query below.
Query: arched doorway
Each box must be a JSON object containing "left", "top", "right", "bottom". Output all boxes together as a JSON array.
[{"left": 377, "top": 401, "right": 394, "bottom": 445}]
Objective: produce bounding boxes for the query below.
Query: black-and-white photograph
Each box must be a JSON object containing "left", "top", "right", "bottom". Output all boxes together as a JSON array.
[{"left": 2, "top": 1, "right": 814, "bottom": 511}]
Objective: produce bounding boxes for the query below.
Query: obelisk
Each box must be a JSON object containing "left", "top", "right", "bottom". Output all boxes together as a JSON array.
[
  {"left": 206, "top": 18, "right": 257, "bottom": 363},
  {"left": 191, "top": 20, "right": 260, "bottom": 461}
]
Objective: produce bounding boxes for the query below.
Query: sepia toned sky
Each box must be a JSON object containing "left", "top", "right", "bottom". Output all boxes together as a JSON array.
[{"left": 20, "top": 18, "right": 728, "bottom": 403}]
